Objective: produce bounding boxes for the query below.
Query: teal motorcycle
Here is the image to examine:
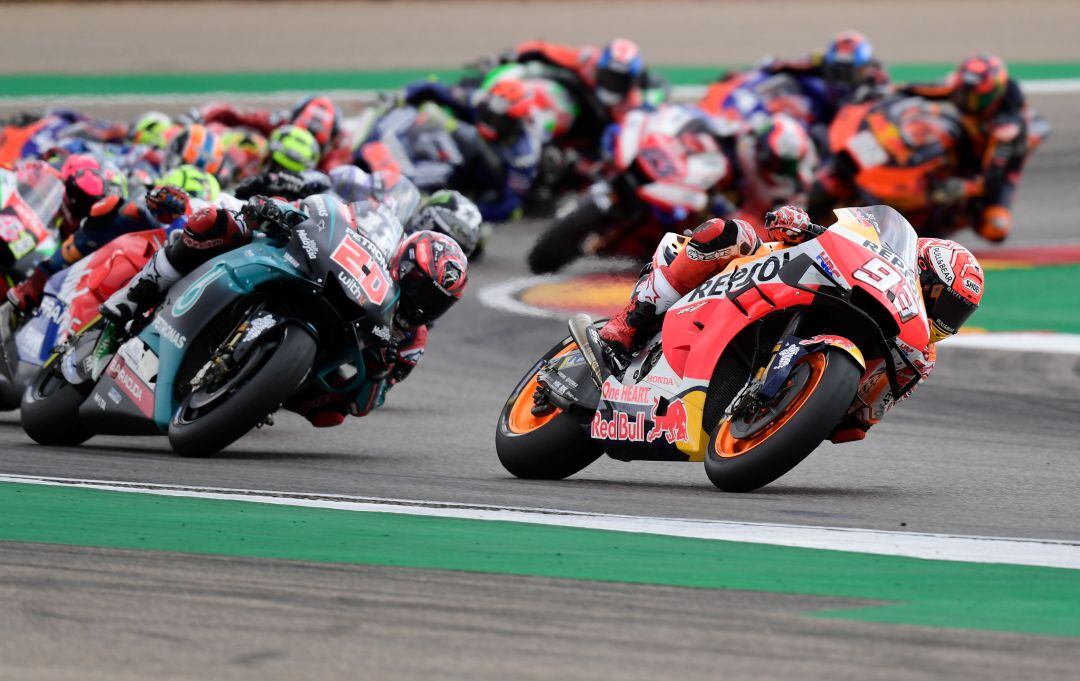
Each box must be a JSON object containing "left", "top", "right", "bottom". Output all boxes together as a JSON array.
[{"left": 21, "top": 194, "right": 401, "bottom": 456}]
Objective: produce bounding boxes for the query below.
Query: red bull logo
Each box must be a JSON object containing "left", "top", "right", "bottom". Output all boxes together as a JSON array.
[
  {"left": 591, "top": 410, "right": 646, "bottom": 442},
  {"left": 647, "top": 398, "right": 689, "bottom": 444}
]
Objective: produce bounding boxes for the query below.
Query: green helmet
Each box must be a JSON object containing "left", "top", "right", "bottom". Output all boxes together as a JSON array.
[
  {"left": 131, "top": 111, "right": 175, "bottom": 149},
  {"left": 158, "top": 164, "right": 221, "bottom": 201},
  {"left": 268, "top": 125, "right": 320, "bottom": 173}
]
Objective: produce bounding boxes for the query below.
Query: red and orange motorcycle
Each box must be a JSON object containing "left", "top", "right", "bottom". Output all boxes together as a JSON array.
[
  {"left": 497, "top": 205, "right": 930, "bottom": 492},
  {"left": 808, "top": 95, "right": 1049, "bottom": 236}
]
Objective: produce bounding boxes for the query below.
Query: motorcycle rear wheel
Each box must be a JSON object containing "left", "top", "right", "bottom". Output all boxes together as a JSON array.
[
  {"left": 704, "top": 347, "right": 861, "bottom": 493},
  {"left": 527, "top": 196, "right": 605, "bottom": 274},
  {"left": 168, "top": 323, "right": 315, "bottom": 457},
  {"left": 495, "top": 340, "right": 602, "bottom": 480}
]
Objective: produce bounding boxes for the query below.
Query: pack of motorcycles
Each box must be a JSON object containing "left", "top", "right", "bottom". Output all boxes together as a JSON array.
[{"left": 0, "top": 51, "right": 1048, "bottom": 490}]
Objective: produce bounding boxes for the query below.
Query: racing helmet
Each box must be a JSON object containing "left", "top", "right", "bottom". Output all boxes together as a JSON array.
[
  {"left": 948, "top": 54, "right": 1009, "bottom": 116},
  {"left": 131, "top": 111, "right": 175, "bottom": 149},
  {"left": 289, "top": 95, "right": 340, "bottom": 150},
  {"left": 144, "top": 184, "right": 190, "bottom": 224},
  {"left": 391, "top": 230, "right": 468, "bottom": 330},
  {"left": 752, "top": 113, "right": 813, "bottom": 188},
  {"left": 166, "top": 124, "right": 224, "bottom": 176},
  {"left": 267, "top": 125, "right": 321, "bottom": 173},
  {"left": 596, "top": 38, "right": 644, "bottom": 106},
  {"left": 219, "top": 128, "right": 269, "bottom": 182},
  {"left": 917, "top": 238, "right": 984, "bottom": 343},
  {"left": 409, "top": 190, "right": 482, "bottom": 256},
  {"left": 59, "top": 153, "right": 101, "bottom": 181},
  {"left": 822, "top": 31, "right": 875, "bottom": 94},
  {"left": 62, "top": 168, "right": 113, "bottom": 226},
  {"left": 158, "top": 164, "right": 221, "bottom": 201},
  {"left": 476, "top": 79, "right": 535, "bottom": 145}
]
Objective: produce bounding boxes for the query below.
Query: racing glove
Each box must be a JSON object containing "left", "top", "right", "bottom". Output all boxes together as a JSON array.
[
  {"left": 240, "top": 196, "right": 305, "bottom": 239},
  {"left": 764, "top": 205, "right": 817, "bottom": 244}
]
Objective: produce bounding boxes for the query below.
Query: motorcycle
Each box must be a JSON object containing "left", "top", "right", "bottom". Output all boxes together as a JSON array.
[
  {"left": 527, "top": 105, "right": 730, "bottom": 274},
  {"left": 0, "top": 161, "right": 62, "bottom": 295},
  {"left": 498, "top": 205, "right": 929, "bottom": 492},
  {"left": 21, "top": 194, "right": 400, "bottom": 456},
  {"left": 0, "top": 228, "right": 164, "bottom": 409},
  {"left": 808, "top": 96, "right": 1050, "bottom": 236}
]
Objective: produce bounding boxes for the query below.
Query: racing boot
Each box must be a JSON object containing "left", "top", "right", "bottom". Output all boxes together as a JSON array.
[
  {"left": 5, "top": 266, "right": 49, "bottom": 314},
  {"left": 100, "top": 249, "right": 182, "bottom": 329}
]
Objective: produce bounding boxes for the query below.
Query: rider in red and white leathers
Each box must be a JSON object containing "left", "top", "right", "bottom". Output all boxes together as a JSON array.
[{"left": 599, "top": 206, "right": 984, "bottom": 443}]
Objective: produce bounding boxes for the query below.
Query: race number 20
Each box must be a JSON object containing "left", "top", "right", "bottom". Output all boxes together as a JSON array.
[{"left": 331, "top": 236, "right": 390, "bottom": 304}]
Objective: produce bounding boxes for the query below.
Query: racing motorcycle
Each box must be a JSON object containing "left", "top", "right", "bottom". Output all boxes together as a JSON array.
[
  {"left": 0, "top": 228, "right": 164, "bottom": 409},
  {"left": 808, "top": 96, "right": 1050, "bottom": 236},
  {"left": 498, "top": 205, "right": 929, "bottom": 492},
  {"left": 527, "top": 105, "right": 730, "bottom": 274},
  {"left": 0, "top": 161, "right": 62, "bottom": 295},
  {"left": 21, "top": 194, "right": 401, "bottom": 456}
]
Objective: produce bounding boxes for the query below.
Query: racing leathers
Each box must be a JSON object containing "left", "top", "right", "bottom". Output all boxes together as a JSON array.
[
  {"left": 100, "top": 194, "right": 427, "bottom": 427},
  {"left": 897, "top": 78, "right": 1032, "bottom": 241},
  {"left": 598, "top": 206, "right": 935, "bottom": 443}
]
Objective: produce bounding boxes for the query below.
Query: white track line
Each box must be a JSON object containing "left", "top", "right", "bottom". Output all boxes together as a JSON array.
[
  {"left": 945, "top": 332, "right": 1080, "bottom": 355},
  {"left": 3, "top": 473, "right": 1078, "bottom": 570}
]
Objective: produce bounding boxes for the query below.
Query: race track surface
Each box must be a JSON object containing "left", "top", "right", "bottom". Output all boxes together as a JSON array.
[{"left": 1, "top": 2, "right": 1079, "bottom": 678}]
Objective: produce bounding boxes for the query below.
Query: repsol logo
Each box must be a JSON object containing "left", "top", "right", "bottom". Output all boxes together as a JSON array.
[
  {"left": 862, "top": 240, "right": 916, "bottom": 279},
  {"left": 687, "top": 252, "right": 791, "bottom": 302}
]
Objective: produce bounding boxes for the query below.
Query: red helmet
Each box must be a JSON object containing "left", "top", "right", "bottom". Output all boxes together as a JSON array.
[
  {"left": 290, "top": 95, "right": 339, "bottom": 149},
  {"left": 392, "top": 230, "right": 468, "bottom": 329},
  {"left": 476, "top": 79, "right": 536, "bottom": 144},
  {"left": 917, "top": 238, "right": 984, "bottom": 343},
  {"left": 949, "top": 54, "right": 1009, "bottom": 116}
]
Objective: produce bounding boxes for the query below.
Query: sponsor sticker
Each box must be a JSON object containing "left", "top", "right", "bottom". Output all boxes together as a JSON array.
[
  {"left": 601, "top": 379, "right": 652, "bottom": 405},
  {"left": 591, "top": 410, "right": 646, "bottom": 442},
  {"left": 647, "top": 398, "right": 690, "bottom": 444},
  {"left": 152, "top": 315, "right": 187, "bottom": 348}
]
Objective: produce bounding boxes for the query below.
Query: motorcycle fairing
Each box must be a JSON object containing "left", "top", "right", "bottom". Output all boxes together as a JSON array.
[{"left": 80, "top": 336, "right": 161, "bottom": 435}]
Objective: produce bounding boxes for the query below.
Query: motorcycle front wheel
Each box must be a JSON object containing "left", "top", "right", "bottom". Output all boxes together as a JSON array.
[
  {"left": 495, "top": 340, "right": 602, "bottom": 480},
  {"left": 168, "top": 323, "right": 316, "bottom": 457},
  {"left": 704, "top": 347, "right": 862, "bottom": 493}
]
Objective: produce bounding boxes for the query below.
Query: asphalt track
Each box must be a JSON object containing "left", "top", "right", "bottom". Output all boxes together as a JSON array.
[{"left": 2, "top": 2, "right": 1080, "bottom": 678}]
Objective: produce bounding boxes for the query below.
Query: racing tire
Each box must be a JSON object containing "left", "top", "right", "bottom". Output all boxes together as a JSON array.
[
  {"left": 20, "top": 366, "right": 93, "bottom": 447},
  {"left": 168, "top": 324, "right": 316, "bottom": 457},
  {"left": 527, "top": 196, "right": 605, "bottom": 274},
  {"left": 495, "top": 340, "right": 603, "bottom": 479},
  {"left": 704, "top": 348, "right": 862, "bottom": 493}
]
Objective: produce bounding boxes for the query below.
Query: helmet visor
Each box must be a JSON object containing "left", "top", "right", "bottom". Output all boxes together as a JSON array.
[
  {"left": 396, "top": 268, "right": 456, "bottom": 329},
  {"left": 597, "top": 68, "right": 634, "bottom": 100},
  {"left": 925, "top": 283, "right": 978, "bottom": 340}
]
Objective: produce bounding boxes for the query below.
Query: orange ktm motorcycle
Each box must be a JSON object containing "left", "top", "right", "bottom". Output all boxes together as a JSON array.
[
  {"left": 496, "top": 205, "right": 930, "bottom": 492},
  {"left": 808, "top": 95, "right": 1049, "bottom": 236}
]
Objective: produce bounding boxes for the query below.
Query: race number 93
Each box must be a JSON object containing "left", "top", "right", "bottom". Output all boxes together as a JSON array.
[
  {"left": 331, "top": 236, "right": 390, "bottom": 304},
  {"left": 853, "top": 258, "right": 920, "bottom": 322}
]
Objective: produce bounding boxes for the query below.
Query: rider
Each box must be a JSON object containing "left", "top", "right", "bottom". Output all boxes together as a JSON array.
[
  {"left": 100, "top": 195, "right": 468, "bottom": 427},
  {"left": 598, "top": 205, "right": 984, "bottom": 442},
  {"left": 896, "top": 54, "right": 1031, "bottom": 241},
  {"left": 762, "top": 31, "right": 889, "bottom": 121},
  {"left": 232, "top": 125, "right": 330, "bottom": 200},
  {"left": 509, "top": 38, "right": 658, "bottom": 123},
  {"left": 726, "top": 113, "right": 818, "bottom": 225}
]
